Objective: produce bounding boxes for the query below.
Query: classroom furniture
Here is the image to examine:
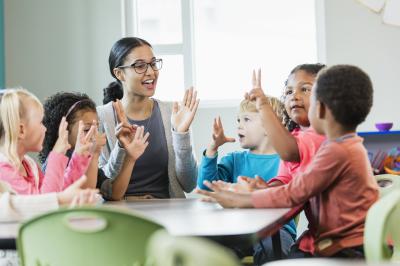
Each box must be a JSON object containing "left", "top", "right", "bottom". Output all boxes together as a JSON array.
[
  {"left": 261, "top": 258, "right": 393, "bottom": 265},
  {"left": 375, "top": 174, "right": 400, "bottom": 198},
  {"left": 17, "top": 207, "right": 163, "bottom": 266},
  {"left": 364, "top": 190, "right": 400, "bottom": 263},
  {"left": 146, "top": 229, "right": 241, "bottom": 266}
]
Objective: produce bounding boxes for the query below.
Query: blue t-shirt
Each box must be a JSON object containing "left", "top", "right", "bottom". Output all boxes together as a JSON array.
[{"left": 198, "top": 150, "right": 296, "bottom": 237}]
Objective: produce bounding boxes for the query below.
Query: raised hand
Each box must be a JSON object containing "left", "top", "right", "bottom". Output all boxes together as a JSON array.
[
  {"left": 74, "top": 121, "right": 96, "bottom": 156},
  {"left": 52, "top": 117, "right": 71, "bottom": 155},
  {"left": 113, "top": 99, "right": 136, "bottom": 148},
  {"left": 245, "top": 69, "right": 269, "bottom": 110},
  {"left": 206, "top": 116, "right": 235, "bottom": 157},
  {"left": 124, "top": 126, "right": 150, "bottom": 161},
  {"left": 93, "top": 130, "right": 107, "bottom": 155},
  {"left": 171, "top": 87, "right": 200, "bottom": 133}
]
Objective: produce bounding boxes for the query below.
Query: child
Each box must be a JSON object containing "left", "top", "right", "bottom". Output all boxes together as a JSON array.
[
  {"left": 39, "top": 92, "right": 107, "bottom": 189},
  {"left": 39, "top": 93, "right": 150, "bottom": 200},
  {"left": 198, "top": 97, "right": 297, "bottom": 261},
  {"left": 198, "top": 65, "right": 379, "bottom": 259},
  {"left": 0, "top": 88, "right": 92, "bottom": 194}
]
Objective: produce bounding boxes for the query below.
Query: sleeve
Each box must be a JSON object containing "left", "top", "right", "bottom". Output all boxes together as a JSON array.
[
  {"left": 0, "top": 192, "right": 59, "bottom": 222},
  {"left": 267, "top": 160, "right": 293, "bottom": 184},
  {"left": 0, "top": 164, "right": 33, "bottom": 194},
  {"left": 40, "top": 151, "right": 69, "bottom": 193},
  {"left": 252, "top": 143, "right": 347, "bottom": 208},
  {"left": 62, "top": 153, "right": 92, "bottom": 189},
  {"left": 172, "top": 130, "right": 198, "bottom": 192},
  {"left": 98, "top": 143, "right": 126, "bottom": 179},
  {"left": 197, "top": 151, "right": 234, "bottom": 190}
]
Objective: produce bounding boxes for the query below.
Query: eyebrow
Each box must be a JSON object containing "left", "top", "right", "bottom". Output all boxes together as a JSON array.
[{"left": 132, "top": 57, "right": 156, "bottom": 63}]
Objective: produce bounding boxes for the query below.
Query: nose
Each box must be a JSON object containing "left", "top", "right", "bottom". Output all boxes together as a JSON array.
[
  {"left": 144, "top": 63, "right": 156, "bottom": 75},
  {"left": 291, "top": 89, "right": 302, "bottom": 101}
]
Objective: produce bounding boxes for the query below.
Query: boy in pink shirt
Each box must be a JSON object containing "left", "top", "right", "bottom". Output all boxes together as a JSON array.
[{"left": 198, "top": 65, "right": 379, "bottom": 259}]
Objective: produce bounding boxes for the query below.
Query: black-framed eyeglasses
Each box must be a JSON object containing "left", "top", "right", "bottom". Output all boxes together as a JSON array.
[{"left": 118, "top": 58, "right": 163, "bottom": 74}]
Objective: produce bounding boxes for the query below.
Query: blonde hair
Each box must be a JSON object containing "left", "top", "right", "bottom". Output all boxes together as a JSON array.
[
  {"left": 0, "top": 88, "right": 43, "bottom": 168},
  {"left": 239, "top": 96, "right": 284, "bottom": 120}
]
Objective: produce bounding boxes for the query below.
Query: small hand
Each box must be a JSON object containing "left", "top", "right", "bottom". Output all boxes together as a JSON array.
[
  {"left": 196, "top": 181, "right": 253, "bottom": 208},
  {"left": 171, "top": 87, "right": 200, "bottom": 133},
  {"left": 206, "top": 116, "right": 235, "bottom": 156},
  {"left": 73, "top": 120, "right": 96, "bottom": 156},
  {"left": 52, "top": 117, "right": 71, "bottom": 154},
  {"left": 93, "top": 130, "right": 107, "bottom": 155},
  {"left": 124, "top": 126, "right": 150, "bottom": 161},
  {"left": 245, "top": 69, "right": 269, "bottom": 110},
  {"left": 57, "top": 175, "right": 99, "bottom": 206},
  {"left": 237, "top": 175, "right": 268, "bottom": 191}
]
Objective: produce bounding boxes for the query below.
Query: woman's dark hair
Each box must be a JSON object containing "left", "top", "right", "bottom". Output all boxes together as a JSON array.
[
  {"left": 38, "top": 92, "right": 96, "bottom": 164},
  {"left": 103, "top": 37, "right": 152, "bottom": 104},
  {"left": 282, "top": 63, "right": 326, "bottom": 132}
]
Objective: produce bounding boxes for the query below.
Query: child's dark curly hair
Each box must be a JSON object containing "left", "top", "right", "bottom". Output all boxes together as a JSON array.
[
  {"left": 38, "top": 92, "right": 96, "bottom": 164},
  {"left": 282, "top": 63, "right": 326, "bottom": 131},
  {"left": 315, "top": 65, "right": 373, "bottom": 130}
]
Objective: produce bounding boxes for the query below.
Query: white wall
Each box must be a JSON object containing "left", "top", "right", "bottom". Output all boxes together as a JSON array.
[{"left": 4, "top": 0, "right": 121, "bottom": 104}]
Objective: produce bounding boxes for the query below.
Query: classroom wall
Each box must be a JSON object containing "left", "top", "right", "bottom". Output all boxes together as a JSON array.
[
  {"left": 4, "top": 0, "right": 121, "bottom": 104},
  {"left": 4, "top": 0, "right": 400, "bottom": 160}
]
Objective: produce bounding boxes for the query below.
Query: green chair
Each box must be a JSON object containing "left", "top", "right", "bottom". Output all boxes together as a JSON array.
[
  {"left": 146, "top": 229, "right": 241, "bottom": 266},
  {"left": 364, "top": 189, "right": 400, "bottom": 263},
  {"left": 375, "top": 174, "right": 400, "bottom": 198},
  {"left": 17, "top": 206, "right": 164, "bottom": 266}
]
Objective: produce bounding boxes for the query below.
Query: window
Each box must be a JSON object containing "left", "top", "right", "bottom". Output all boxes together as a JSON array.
[{"left": 123, "top": 0, "right": 317, "bottom": 103}]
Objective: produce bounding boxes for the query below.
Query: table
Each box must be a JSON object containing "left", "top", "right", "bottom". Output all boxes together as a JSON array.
[{"left": 1, "top": 198, "right": 300, "bottom": 253}]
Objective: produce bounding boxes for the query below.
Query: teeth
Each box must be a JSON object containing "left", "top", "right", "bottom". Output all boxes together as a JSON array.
[{"left": 143, "top": 80, "right": 154, "bottom": 84}]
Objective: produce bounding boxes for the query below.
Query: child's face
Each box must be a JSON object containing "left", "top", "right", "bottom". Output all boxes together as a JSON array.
[
  {"left": 283, "top": 70, "right": 316, "bottom": 127},
  {"left": 308, "top": 87, "right": 324, "bottom": 135},
  {"left": 68, "top": 110, "right": 98, "bottom": 148},
  {"left": 22, "top": 103, "right": 46, "bottom": 152},
  {"left": 116, "top": 45, "right": 159, "bottom": 98},
  {"left": 237, "top": 112, "right": 266, "bottom": 150}
]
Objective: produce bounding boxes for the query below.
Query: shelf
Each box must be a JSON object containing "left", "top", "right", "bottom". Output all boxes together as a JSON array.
[{"left": 358, "top": 130, "right": 400, "bottom": 136}]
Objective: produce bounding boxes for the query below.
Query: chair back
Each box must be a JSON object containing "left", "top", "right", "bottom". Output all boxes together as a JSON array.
[
  {"left": 375, "top": 174, "right": 400, "bottom": 198},
  {"left": 17, "top": 206, "right": 164, "bottom": 266},
  {"left": 146, "top": 230, "right": 241, "bottom": 266},
  {"left": 364, "top": 190, "right": 400, "bottom": 262}
]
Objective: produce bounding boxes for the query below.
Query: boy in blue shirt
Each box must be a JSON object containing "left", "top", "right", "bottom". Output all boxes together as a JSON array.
[{"left": 198, "top": 97, "right": 296, "bottom": 262}]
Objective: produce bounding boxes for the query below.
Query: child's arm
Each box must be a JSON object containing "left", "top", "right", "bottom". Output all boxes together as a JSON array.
[
  {"left": 102, "top": 126, "right": 149, "bottom": 201},
  {"left": 198, "top": 152, "right": 235, "bottom": 190},
  {"left": 247, "top": 70, "right": 300, "bottom": 162}
]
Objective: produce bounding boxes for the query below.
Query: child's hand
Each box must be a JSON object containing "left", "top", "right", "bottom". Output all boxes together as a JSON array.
[
  {"left": 93, "top": 131, "right": 106, "bottom": 155},
  {"left": 237, "top": 175, "right": 269, "bottom": 191},
  {"left": 74, "top": 121, "right": 96, "bottom": 156},
  {"left": 52, "top": 117, "right": 71, "bottom": 155},
  {"left": 206, "top": 116, "right": 235, "bottom": 157},
  {"left": 113, "top": 99, "right": 137, "bottom": 148},
  {"left": 57, "top": 175, "right": 99, "bottom": 207},
  {"left": 171, "top": 87, "right": 200, "bottom": 133},
  {"left": 124, "top": 126, "right": 150, "bottom": 161},
  {"left": 245, "top": 69, "right": 269, "bottom": 110},
  {"left": 195, "top": 181, "right": 253, "bottom": 208}
]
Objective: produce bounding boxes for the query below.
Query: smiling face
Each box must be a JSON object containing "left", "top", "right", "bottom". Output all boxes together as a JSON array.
[
  {"left": 237, "top": 112, "right": 266, "bottom": 150},
  {"left": 115, "top": 45, "right": 159, "bottom": 98},
  {"left": 283, "top": 70, "right": 317, "bottom": 128}
]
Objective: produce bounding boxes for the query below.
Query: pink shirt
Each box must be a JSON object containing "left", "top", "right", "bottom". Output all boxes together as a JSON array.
[
  {"left": 252, "top": 135, "right": 379, "bottom": 256},
  {"left": 0, "top": 151, "right": 91, "bottom": 195},
  {"left": 268, "top": 127, "right": 326, "bottom": 185}
]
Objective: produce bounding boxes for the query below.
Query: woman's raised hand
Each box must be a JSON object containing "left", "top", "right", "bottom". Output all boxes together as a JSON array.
[
  {"left": 124, "top": 126, "right": 150, "bottom": 161},
  {"left": 113, "top": 99, "right": 137, "bottom": 148},
  {"left": 171, "top": 87, "right": 200, "bottom": 133},
  {"left": 52, "top": 117, "right": 71, "bottom": 155}
]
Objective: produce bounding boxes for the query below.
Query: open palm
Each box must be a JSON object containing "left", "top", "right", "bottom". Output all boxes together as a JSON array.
[{"left": 171, "top": 87, "right": 200, "bottom": 133}]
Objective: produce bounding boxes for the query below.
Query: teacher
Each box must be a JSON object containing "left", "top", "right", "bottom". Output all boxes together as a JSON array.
[{"left": 97, "top": 37, "right": 199, "bottom": 200}]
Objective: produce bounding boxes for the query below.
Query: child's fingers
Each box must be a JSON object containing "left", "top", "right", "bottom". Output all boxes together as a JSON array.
[
  {"left": 84, "top": 124, "right": 97, "bottom": 143},
  {"left": 257, "top": 68, "right": 262, "bottom": 88},
  {"left": 200, "top": 196, "right": 217, "bottom": 203},
  {"left": 195, "top": 188, "right": 214, "bottom": 197},
  {"left": 203, "top": 180, "right": 221, "bottom": 192},
  {"left": 252, "top": 69, "right": 257, "bottom": 88},
  {"left": 226, "top": 137, "right": 236, "bottom": 143}
]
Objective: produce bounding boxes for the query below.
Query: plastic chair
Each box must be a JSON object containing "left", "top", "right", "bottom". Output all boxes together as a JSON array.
[
  {"left": 375, "top": 174, "right": 400, "bottom": 198},
  {"left": 364, "top": 189, "right": 400, "bottom": 262},
  {"left": 17, "top": 206, "right": 164, "bottom": 266},
  {"left": 146, "top": 229, "right": 242, "bottom": 266}
]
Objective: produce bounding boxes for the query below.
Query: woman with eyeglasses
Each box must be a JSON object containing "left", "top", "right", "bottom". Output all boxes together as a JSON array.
[{"left": 97, "top": 37, "right": 199, "bottom": 200}]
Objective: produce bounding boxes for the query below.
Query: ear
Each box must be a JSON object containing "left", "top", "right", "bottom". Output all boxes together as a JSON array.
[
  {"left": 18, "top": 123, "right": 26, "bottom": 140},
  {"left": 113, "top": 68, "right": 126, "bottom": 82},
  {"left": 316, "top": 100, "right": 326, "bottom": 120}
]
